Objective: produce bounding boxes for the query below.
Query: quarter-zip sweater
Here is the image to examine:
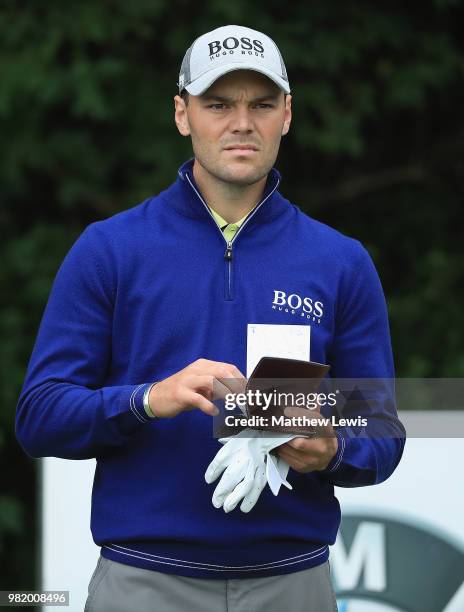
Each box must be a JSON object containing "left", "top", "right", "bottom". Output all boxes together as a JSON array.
[{"left": 15, "top": 158, "right": 406, "bottom": 579}]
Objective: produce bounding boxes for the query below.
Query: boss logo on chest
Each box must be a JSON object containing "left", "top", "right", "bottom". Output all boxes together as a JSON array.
[{"left": 272, "top": 290, "right": 324, "bottom": 324}]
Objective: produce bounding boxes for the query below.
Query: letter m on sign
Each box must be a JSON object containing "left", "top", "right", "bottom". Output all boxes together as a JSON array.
[{"left": 331, "top": 522, "right": 386, "bottom": 592}]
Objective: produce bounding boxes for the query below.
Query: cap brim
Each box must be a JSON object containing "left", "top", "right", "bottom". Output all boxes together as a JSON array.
[{"left": 184, "top": 63, "right": 290, "bottom": 96}]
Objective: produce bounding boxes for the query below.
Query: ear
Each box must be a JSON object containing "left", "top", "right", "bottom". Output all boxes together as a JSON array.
[
  {"left": 281, "top": 94, "right": 292, "bottom": 136},
  {"left": 174, "top": 95, "right": 191, "bottom": 136}
]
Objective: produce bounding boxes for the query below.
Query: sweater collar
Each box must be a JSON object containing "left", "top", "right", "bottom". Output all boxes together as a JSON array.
[{"left": 167, "top": 158, "right": 287, "bottom": 224}]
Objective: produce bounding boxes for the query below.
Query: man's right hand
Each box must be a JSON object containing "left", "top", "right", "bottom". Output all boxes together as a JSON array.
[{"left": 148, "top": 358, "right": 246, "bottom": 418}]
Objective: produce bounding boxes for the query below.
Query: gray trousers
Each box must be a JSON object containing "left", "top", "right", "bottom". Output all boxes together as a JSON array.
[{"left": 84, "top": 554, "right": 338, "bottom": 612}]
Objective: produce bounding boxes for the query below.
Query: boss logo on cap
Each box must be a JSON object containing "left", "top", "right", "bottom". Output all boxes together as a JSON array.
[{"left": 208, "top": 37, "right": 265, "bottom": 59}]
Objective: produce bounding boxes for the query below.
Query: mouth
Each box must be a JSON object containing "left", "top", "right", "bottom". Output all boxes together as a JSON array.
[
  {"left": 224, "top": 145, "right": 259, "bottom": 151},
  {"left": 224, "top": 146, "right": 259, "bottom": 155}
]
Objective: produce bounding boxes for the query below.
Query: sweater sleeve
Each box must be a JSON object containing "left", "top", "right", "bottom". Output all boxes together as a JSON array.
[
  {"left": 319, "top": 243, "right": 406, "bottom": 487},
  {"left": 15, "top": 224, "right": 154, "bottom": 461}
]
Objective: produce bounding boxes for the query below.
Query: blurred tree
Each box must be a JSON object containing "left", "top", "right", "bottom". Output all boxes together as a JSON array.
[{"left": 1, "top": 0, "right": 463, "bottom": 589}]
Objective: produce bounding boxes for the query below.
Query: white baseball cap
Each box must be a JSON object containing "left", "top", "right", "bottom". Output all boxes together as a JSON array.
[{"left": 178, "top": 25, "right": 290, "bottom": 96}]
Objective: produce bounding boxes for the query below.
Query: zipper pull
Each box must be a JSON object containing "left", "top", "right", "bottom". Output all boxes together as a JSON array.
[{"left": 224, "top": 242, "right": 233, "bottom": 261}]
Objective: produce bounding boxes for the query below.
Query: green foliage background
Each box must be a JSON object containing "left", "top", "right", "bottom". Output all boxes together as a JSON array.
[{"left": 1, "top": 0, "right": 463, "bottom": 589}]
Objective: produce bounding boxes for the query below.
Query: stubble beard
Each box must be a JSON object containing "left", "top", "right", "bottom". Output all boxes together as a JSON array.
[{"left": 193, "top": 146, "right": 275, "bottom": 187}]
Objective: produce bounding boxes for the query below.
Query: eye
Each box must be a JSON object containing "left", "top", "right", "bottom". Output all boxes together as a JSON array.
[
  {"left": 207, "top": 103, "right": 227, "bottom": 110},
  {"left": 255, "top": 103, "right": 274, "bottom": 109}
]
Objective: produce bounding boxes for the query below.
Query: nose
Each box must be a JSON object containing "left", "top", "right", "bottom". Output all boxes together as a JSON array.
[{"left": 229, "top": 106, "right": 254, "bottom": 134}]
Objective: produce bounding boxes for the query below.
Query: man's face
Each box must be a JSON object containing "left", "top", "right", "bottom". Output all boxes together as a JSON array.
[{"left": 174, "top": 70, "right": 292, "bottom": 186}]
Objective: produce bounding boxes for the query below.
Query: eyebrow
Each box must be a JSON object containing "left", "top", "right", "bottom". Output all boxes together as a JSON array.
[{"left": 200, "top": 93, "right": 281, "bottom": 103}]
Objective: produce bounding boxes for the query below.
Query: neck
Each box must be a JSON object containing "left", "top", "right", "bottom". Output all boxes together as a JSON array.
[{"left": 192, "top": 159, "right": 268, "bottom": 224}]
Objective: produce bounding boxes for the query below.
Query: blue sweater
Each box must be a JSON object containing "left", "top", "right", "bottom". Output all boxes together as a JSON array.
[{"left": 15, "top": 158, "right": 406, "bottom": 579}]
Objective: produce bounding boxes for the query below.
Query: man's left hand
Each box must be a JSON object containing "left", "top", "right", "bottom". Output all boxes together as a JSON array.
[{"left": 275, "top": 407, "right": 338, "bottom": 473}]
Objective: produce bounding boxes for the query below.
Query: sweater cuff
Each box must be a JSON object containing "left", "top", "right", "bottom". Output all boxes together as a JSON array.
[
  {"left": 126, "top": 383, "right": 153, "bottom": 424},
  {"left": 321, "top": 430, "right": 346, "bottom": 473}
]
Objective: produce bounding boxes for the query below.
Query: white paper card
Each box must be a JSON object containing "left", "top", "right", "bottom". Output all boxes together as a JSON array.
[
  {"left": 246, "top": 324, "right": 311, "bottom": 378},
  {"left": 247, "top": 323, "right": 311, "bottom": 495}
]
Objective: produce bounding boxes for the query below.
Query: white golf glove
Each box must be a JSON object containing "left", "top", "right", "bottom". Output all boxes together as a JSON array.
[{"left": 204, "top": 429, "right": 300, "bottom": 513}]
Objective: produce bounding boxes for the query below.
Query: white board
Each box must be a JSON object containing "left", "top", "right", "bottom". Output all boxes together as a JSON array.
[{"left": 41, "top": 414, "right": 464, "bottom": 612}]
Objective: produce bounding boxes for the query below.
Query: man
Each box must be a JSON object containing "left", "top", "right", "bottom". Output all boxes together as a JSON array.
[{"left": 15, "top": 25, "right": 405, "bottom": 612}]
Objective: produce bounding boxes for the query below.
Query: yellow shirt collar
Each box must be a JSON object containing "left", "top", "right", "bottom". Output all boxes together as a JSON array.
[{"left": 209, "top": 208, "right": 250, "bottom": 229}]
